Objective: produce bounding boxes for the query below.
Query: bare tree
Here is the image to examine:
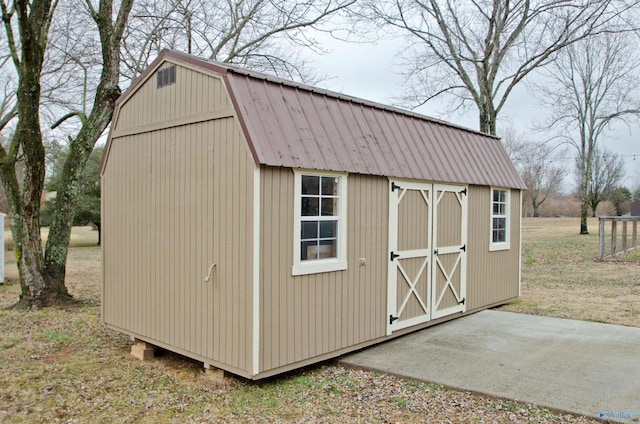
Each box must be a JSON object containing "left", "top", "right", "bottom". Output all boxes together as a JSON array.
[
  {"left": 122, "top": 0, "right": 356, "bottom": 82},
  {"left": 363, "top": 0, "right": 637, "bottom": 135},
  {"left": 502, "top": 127, "right": 564, "bottom": 217},
  {"left": 585, "top": 146, "right": 625, "bottom": 216},
  {"left": 536, "top": 32, "right": 640, "bottom": 234},
  {"left": 0, "top": 0, "right": 58, "bottom": 306},
  {"left": 0, "top": 0, "right": 133, "bottom": 308}
]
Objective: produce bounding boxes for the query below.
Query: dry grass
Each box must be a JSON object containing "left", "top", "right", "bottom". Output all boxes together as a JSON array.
[
  {"left": 0, "top": 221, "right": 626, "bottom": 423},
  {"left": 499, "top": 217, "right": 640, "bottom": 327}
]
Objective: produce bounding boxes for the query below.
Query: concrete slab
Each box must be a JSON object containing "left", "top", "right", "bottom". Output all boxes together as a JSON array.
[{"left": 339, "top": 311, "right": 640, "bottom": 422}]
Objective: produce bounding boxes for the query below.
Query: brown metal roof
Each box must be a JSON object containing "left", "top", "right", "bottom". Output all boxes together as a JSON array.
[
  {"left": 225, "top": 70, "right": 525, "bottom": 189},
  {"left": 106, "top": 50, "right": 526, "bottom": 189}
]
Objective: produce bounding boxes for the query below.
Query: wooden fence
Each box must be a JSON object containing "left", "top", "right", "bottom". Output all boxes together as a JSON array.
[{"left": 598, "top": 216, "right": 640, "bottom": 259}]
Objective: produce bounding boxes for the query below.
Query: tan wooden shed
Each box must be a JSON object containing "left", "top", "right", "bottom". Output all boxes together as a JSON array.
[{"left": 99, "top": 49, "right": 526, "bottom": 379}]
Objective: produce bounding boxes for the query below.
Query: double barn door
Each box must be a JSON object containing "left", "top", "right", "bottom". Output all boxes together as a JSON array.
[{"left": 387, "top": 180, "right": 468, "bottom": 335}]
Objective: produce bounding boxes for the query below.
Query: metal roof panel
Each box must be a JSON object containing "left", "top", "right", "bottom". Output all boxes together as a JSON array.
[{"left": 224, "top": 65, "right": 525, "bottom": 189}]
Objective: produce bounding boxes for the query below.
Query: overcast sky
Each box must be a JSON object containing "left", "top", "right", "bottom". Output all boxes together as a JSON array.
[{"left": 307, "top": 34, "right": 640, "bottom": 192}]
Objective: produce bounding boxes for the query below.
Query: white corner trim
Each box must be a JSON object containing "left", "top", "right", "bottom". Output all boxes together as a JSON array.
[
  {"left": 252, "top": 167, "right": 260, "bottom": 376},
  {"left": 518, "top": 189, "right": 523, "bottom": 297}
]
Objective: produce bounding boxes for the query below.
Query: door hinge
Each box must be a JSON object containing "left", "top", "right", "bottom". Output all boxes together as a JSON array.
[
  {"left": 458, "top": 297, "right": 466, "bottom": 305},
  {"left": 390, "top": 251, "right": 400, "bottom": 261},
  {"left": 460, "top": 188, "right": 467, "bottom": 195},
  {"left": 460, "top": 244, "right": 466, "bottom": 252},
  {"left": 434, "top": 249, "right": 438, "bottom": 256},
  {"left": 391, "top": 182, "right": 402, "bottom": 192},
  {"left": 389, "top": 315, "right": 399, "bottom": 325}
]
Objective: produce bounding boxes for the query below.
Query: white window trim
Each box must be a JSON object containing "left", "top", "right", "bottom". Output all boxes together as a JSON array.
[
  {"left": 489, "top": 187, "right": 510, "bottom": 251},
  {"left": 292, "top": 169, "right": 348, "bottom": 276}
]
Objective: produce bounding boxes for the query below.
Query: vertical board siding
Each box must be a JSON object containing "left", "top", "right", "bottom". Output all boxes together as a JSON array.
[
  {"left": 466, "top": 186, "right": 521, "bottom": 309},
  {"left": 397, "top": 189, "right": 429, "bottom": 252},
  {"left": 115, "top": 64, "right": 230, "bottom": 132},
  {"left": 435, "top": 192, "right": 462, "bottom": 248},
  {"left": 260, "top": 169, "right": 389, "bottom": 373},
  {"left": 103, "top": 94, "right": 255, "bottom": 374}
]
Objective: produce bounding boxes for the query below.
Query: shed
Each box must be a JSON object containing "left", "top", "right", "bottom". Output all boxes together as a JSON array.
[{"left": 100, "top": 49, "right": 526, "bottom": 379}]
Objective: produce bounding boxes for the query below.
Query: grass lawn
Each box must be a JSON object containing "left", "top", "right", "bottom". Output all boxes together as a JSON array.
[
  {"left": 1, "top": 219, "right": 635, "bottom": 423},
  {"left": 499, "top": 217, "right": 640, "bottom": 327}
]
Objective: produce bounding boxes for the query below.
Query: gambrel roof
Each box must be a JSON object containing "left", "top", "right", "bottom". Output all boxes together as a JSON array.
[{"left": 103, "top": 49, "right": 526, "bottom": 190}]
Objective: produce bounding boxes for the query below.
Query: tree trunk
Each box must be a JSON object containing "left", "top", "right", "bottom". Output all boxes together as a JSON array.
[
  {"left": 41, "top": 0, "right": 132, "bottom": 298},
  {"left": 533, "top": 202, "right": 540, "bottom": 218},
  {"left": 12, "top": 0, "right": 70, "bottom": 307},
  {"left": 43, "top": 84, "right": 120, "bottom": 287},
  {"left": 44, "top": 142, "right": 93, "bottom": 290},
  {"left": 1, "top": 0, "right": 131, "bottom": 307},
  {"left": 13, "top": 95, "right": 71, "bottom": 306},
  {"left": 588, "top": 197, "right": 599, "bottom": 218},
  {"left": 478, "top": 100, "right": 497, "bottom": 136},
  {"left": 580, "top": 201, "right": 589, "bottom": 234},
  {"left": 0, "top": 159, "right": 64, "bottom": 307}
]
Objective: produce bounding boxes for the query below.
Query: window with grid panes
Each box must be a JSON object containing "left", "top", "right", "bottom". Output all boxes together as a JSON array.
[
  {"left": 292, "top": 172, "right": 347, "bottom": 275},
  {"left": 490, "top": 188, "right": 510, "bottom": 250}
]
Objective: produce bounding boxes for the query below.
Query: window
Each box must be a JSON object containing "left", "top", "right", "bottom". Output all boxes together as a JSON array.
[
  {"left": 157, "top": 65, "right": 176, "bottom": 88},
  {"left": 293, "top": 171, "right": 347, "bottom": 275},
  {"left": 490, "top": 188, "right": 510, "bottom": 251}
]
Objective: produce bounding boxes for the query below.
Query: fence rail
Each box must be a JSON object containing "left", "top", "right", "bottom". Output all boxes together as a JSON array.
[{"left": 598, "top": 216, "right": 640, "bottom": 259}]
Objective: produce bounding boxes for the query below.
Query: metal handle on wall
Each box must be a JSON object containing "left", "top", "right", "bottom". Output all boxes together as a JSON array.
[{"left": 204, "top": 263, "right": 216, "bottom": 283}]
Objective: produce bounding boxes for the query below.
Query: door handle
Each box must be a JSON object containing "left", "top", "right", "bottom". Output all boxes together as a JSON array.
[{"left": 204, "top": 263, "right": 216, "bottom": 283}]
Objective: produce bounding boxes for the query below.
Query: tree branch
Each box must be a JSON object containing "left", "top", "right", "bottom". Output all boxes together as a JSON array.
[{"left": 0, "top": 0, "right": 20, "bottom": 68}]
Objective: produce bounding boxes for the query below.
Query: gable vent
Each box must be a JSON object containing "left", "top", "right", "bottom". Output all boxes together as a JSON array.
[{"left": 157, "top": 65, "right": 176, "bottom": 88}]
